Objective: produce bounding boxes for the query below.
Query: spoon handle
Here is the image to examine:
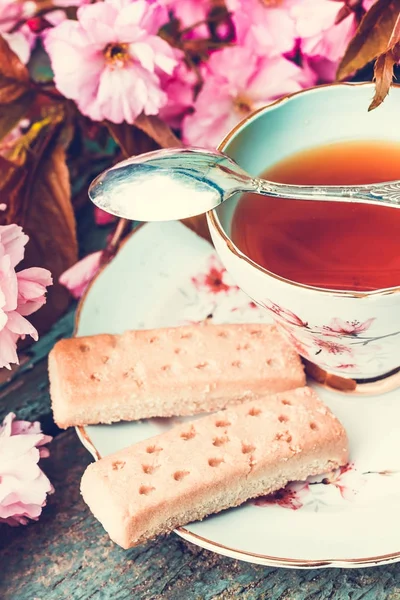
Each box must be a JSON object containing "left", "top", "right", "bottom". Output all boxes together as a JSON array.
[{"left": 256, "top": 178, "right": 400, "bottom": 209}]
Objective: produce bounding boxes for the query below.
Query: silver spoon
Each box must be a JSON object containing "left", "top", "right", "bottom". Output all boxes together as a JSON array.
[{"left": 88, "top": 147, "right": 400, "bottom": 222}]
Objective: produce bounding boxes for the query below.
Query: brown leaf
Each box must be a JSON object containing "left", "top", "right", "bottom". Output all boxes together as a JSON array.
[
  {"left": 0, "top": 35, "right": 30, "bottom": 103},
  {"left": 0, "top": 93, "right": 33, "bottom": 141},
  {"left": 337, "top": 0, "right": 400, "bottom": 80},
  {"left": 106, "top": 121, "right": 159, "bottom": 158},
  {"left": 0, "top": 121, "right": 78, "bottom": 333},
  {"left": 134, "top": 114, "right": 181, "bottom": 148},
  {"left": 369, "top": 49, "right": 397, "bottom": 110}
]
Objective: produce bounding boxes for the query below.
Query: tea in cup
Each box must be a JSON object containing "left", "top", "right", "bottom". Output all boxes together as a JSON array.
[{"left": 208, "top": 83, "right": 400, "bottom": 392}]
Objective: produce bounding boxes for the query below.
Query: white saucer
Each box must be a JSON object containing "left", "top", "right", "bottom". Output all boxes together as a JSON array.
[{"left": 75, "top": 221, "right": 400, "bottom": 568}]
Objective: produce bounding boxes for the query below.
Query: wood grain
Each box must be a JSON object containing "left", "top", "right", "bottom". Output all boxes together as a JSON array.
[{"left": 0, "top": 424, "right": 400, "bottom": 598}]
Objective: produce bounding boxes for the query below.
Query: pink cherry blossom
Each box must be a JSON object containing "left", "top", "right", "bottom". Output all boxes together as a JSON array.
[
  {"left": 0, "top": 412, "right": 53, "bottom": 526},
  {"left": 165, "top": 0, "right": 209, "bottom": 37},
  {"left": 159, "top": 60, "right": 196, "bottom": 129},
  {"left": 182, "top": 46, "right": 314, "bottom": 148},
  {"left": 292, "top": 0, "right": 357, "bottom": 70},
  {"left": 53, "top": 0, "right": 90, "bottom": 6},
  {"left": 59, "top": 250, "right": 102, "bottom": 299},
  {"left": 316, "top": 339, "right": 352, "bottom": 355},
  {"left": 45, "top": 0, "right": 176, "bottom": 124},
  {"left": 226, "top": 0, "right": 298, "bottom": 58},
  {"left": 261, "top": 299, "right": 308, "bottom": 327},
  {"left": 323, "top": 317, "right": 375, "bottom": 336},
  {"left": 0, "top": 225, "right": 52, "bottom": 369},
  {"left": 0, "top": 0, "right": 26, "bottom": 33},
  {"left": 94, "top": 207, "right": 117, "bottom": 226},
  {"left": 0, "top": 0, "right": 36, "bottom": 63}
]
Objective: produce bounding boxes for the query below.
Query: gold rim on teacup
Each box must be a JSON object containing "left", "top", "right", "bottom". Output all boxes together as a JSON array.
[{"left": 208, "top": 81, "right": 400, "bottom": 394}]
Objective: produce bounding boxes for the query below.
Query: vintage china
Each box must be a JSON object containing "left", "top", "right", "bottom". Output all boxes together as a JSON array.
[
  {"left": 76, "top": 220, "right": 400, "bottom": 568},
  {"left": 208, "top": 82, "right": 400, "bottom": 385}
]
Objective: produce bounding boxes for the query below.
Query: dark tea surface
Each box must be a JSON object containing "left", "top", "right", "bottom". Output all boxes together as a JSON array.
[{"left": 231, "top": 140, "right": 400, "bottom": 291}]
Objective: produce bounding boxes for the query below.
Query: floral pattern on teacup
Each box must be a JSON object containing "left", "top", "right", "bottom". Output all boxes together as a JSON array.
[{"left": 259, "top": 298, "right": 400, "bottom": 373}]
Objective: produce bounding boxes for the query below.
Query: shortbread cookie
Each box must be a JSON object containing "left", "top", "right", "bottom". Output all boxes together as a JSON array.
[
  {"left": 80, "top": 387, "right": 348, "bottom": 549},
  {"left": 49, "top": 323, "right": 305, "bottom": 428}
]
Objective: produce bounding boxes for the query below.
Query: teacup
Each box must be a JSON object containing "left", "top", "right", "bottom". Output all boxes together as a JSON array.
[{"left": 207, "top": 82, "right": 400, "bottom": 393}]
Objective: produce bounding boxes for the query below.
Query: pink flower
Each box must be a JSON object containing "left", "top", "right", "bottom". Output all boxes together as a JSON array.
[
  {"left": 0, "top": 412, "right": 53, "bottom": 526},
  {"left": 53, "top": 0, "right": 89, "bottom": 6},
  {"left": 262, "top": 299, "right": 307, "bottom": 327},
  {"left": 226, "top": 0, "right": 297, "bottom": 58},
  {"left": 2, "top": 25, "right": 35, "bottom": 65},
  {"left": 16, "top": 268, "right": 53, "bottom": 316},
  {"left": 0, "top": 225, "right": 52, "bottom": 369},
  {"left": 322, "top": 463, "right": 365, "bottom": 501},
  {"left": 165, "top": 0, "right": 209, "bottom": 37},
  {"left": 292, "top": 0, "right": 357, "bottom": 69},
  {"left": 159, "top": 59, "right": 196, "bottom": 129},
  {"left": 191, "top": 256, "right": 238, "bottom": 294},
  {"left": 0, "top": 0, "right": 26, "bottom": 33},
  {"left": 182, "top": 46, "right": 312, "bottom": 148},
  {"left": 94, "top": 207, "right": 117, "bottom": 226},
  {"left": 59, "top": 250, "right": 102, "bottom": 299},
  {"left": 316, "top": 339, "right": 351, "bottom": 355},
  {"left": 323, "top": 317, "right": 375, "bottom": 336},
  {"left": 254, "top": 482, "right": 309, "bottom": 510},
  {"left": 45, "top": 0, "right": 176, "bottom": 124}
]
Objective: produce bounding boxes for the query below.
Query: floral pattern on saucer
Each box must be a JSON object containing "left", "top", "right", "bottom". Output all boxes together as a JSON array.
[{"left": 77, "top": 221, "right": 400, "bottom": 566}]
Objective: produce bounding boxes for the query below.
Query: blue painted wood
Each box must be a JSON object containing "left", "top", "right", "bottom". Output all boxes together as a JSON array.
[{"left": 1, "top": 429, "right": 400, "bottom": 600}]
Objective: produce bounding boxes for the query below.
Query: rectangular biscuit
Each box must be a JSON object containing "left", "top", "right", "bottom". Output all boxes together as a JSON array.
[
  {"left": 49, "top": 322, "right": 305, "bottom": 428},
  {"left": 80, "top": 387, "right": 349, "bottom": 549}
]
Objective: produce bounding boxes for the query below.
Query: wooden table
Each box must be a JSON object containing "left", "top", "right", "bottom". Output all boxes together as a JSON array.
[{"left": 2, "top": 307, "right": 400, "bottom": 600}]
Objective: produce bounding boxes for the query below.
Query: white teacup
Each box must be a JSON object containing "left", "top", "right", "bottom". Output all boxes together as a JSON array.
[{"left": 207, "top": 82, "right": 400, "bottom": 392}]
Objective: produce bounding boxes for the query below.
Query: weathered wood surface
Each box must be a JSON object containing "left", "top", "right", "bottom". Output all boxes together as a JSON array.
[
  {"left": 1, "top": 427, "right": 400, "bottom": 600},
  {"left": 1, "top": 321, "right": 400, "bottom": 599}
]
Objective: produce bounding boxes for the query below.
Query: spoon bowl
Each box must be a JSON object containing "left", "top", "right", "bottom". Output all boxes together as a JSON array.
[{"left": 88, "top": 146, "right": 400, "bottom": 222}]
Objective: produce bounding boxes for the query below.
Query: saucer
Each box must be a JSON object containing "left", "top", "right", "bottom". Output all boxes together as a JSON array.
[{"left": 75, "top": 221, "right": 400, "bottom": 568}]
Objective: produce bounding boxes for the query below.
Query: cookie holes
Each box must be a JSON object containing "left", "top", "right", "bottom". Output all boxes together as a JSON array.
[
  {"left": 79, "top": 343, "right": 90, "bottom": 353},
  {"left": 213, "top": 436, "right": 229, "bottom": 447},
  {"left": 173, "top": 470, "right": 190, "bottom": 481},
  {"left": 112, "top": 460, "right": 125, "bottom": 471},
  {"left": 282, "top": 399, "right": 291, "bottom": 406},
  {"left": 237, "top": 343, "right": 250, "bottom": 350},
  {"left": 142, "top": 464, "right": 159, "bottom": 475},
  {"left": 139, "top": 485, "right": 155, "bottom": 495},
  {"left": 196, "top": 362, "right": 208, "bottom": 370},
  {"left": 278, "top": 415, "right": 289, "bottom": 423},
  {"left": 250, "top": 330, "right": 262, "bottom": 337},
  {"left": 248, "top": 407, "right": 261, "bottom": 417},
  {"left": 215, "top": 419, "right": 231, "bottom": 428},
  {"left": 231, "top": 360, "right": 242, "bottom": 368},
  {"left": 174, "top": 348, "right": 181, "bottom": 354},
  {"left": 102, "top": 356, "right": 110, "bottom": 364},
  {"left": 275, "top": 432, "right": 292, "bottom": 443},
  {"left": 217, "top": 331, "right": 228, "bottom": 338},
  {"left": 149, "top": 337, "right": 158, "bottom": 344},
  {"left": 181, "top": 332, "right": 192, "bottom": 339},
  {"left": 123, "top": 369, "right": 135, "bottom": 378},
  {"left": 161, "top": 365, "right": 171, "bottom": 372},
  {"left": 242, "top": 442, "right": 255, "bottom": 454},
  {"left": 146, "top": 445, "right": 163, "bottom": 454},
  {"left": 180, "top": 425, "right": 196, "bottom": 440},
  {"left": 90, "top": 372, "right": 101, "bottom": 382},
  {"left": 208, "top": 457, "right": 224, "bottom": 467},
  {"left": 310, "top": 422, "right": 318, "bottom": 431}
]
